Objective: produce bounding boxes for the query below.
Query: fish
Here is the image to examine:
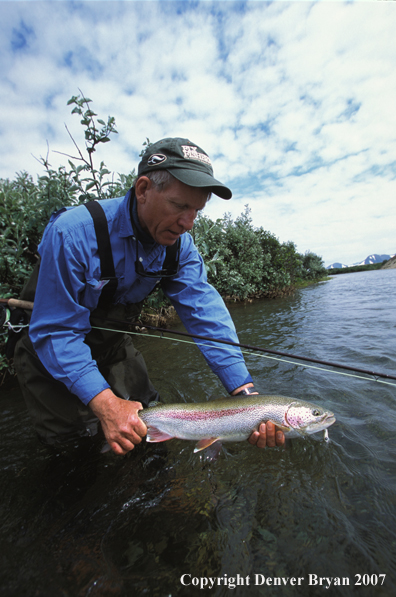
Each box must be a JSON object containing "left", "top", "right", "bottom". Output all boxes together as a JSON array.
[{"left": 139, "top": 394, "right": 336, "bottom": 453}]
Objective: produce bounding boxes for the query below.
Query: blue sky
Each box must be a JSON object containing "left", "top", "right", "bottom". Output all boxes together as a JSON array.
[{"left": 1, "top": 0, "right": 395, "bottom": 266}]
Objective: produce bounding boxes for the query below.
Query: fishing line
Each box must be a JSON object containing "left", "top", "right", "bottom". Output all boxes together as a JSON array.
[
  {"left": 3, "top": 296, "right": 394, "bottom": 385},
  {"left": 99, "top": 317, "right": 396, "bottom": 383},
  {"left": 91, "top": 325, "right": 396, "bottom": 388}
]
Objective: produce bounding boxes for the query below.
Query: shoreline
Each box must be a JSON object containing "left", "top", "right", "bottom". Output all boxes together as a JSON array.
[
  {"left": 0, "top": 277, "right": 330, "bottom": 387},
  {"left": 140, "top": 277, "right": 330, "bottom": 327}
]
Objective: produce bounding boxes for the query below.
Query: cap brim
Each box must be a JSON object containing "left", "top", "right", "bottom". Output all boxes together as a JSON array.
[{"left": 168, "top": 168, "right": 232, "bottom": 199}]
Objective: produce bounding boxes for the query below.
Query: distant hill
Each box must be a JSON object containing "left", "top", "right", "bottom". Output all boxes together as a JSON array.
[
  {"left": 327, "top": 262, "right": 348, "bottom": 270},
  {"left": 382, "top": 256, "right": 396, "bottom": 269},
  {"left": 327, "top": 254, "right": 393, "bottom": 270},
  {"left": 352, "top": 254, "right": 392, "bottom": 266}
]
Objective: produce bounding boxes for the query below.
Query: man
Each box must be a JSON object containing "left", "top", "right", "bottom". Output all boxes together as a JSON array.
[{"left": 15, "top": 137, "right": 285, "bottom": 454}]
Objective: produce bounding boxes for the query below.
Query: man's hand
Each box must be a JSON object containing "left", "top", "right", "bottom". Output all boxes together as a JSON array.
[
  {"left": 248, "top": 421, "right": 285, "bottom": 448},
  {"left": 90, "top": 389, "right": 147, "bottom": 455},
  {"left": 232, "top": 383, "right": 285, "bottom": 449}
]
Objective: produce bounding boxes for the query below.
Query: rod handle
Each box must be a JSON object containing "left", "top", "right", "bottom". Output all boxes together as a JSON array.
[{"left": 7, "top": 299, "right": 34, "bottom": 310}]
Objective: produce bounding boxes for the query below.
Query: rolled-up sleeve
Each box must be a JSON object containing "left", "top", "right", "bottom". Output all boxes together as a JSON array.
[{"left": 162, "top": 234, "right": 252, "bottom": 393}]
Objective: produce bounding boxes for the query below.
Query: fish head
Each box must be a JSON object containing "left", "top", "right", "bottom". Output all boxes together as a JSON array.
[{"left": 285, "top": 401, "right": 336, "bottom": 435}]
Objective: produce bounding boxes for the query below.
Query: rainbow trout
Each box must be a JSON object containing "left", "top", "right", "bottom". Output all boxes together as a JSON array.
[{"left": 139, "top": 395, "right": 336, "bottom": 452}]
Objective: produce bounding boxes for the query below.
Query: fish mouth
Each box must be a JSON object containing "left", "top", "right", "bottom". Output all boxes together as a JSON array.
[
  {"left": 305, "top": 413, "right": 336, "bottom": 433},
  {"left": 323, "top": 412, "right": 336, "bottom": 425}
]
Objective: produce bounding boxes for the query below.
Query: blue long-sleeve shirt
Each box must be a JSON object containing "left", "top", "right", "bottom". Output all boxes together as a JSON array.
[{"left": 29, "top": 190, "right": 252, "bottom": 405}]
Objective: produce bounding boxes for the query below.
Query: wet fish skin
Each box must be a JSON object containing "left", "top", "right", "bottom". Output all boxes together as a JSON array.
[{"left": 139, "top": 395, "right": 336, "bottom": 452}]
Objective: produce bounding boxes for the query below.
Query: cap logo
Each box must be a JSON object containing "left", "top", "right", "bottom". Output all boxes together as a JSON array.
[
  {"left": 147, "top": 154, "right": 167, "bottom": 166},
  {"left": 181, "top": 145, "right": 212, "bottom": 167}
]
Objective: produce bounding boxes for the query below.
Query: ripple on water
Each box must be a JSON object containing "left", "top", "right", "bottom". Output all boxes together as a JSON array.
[{"left": 1, "top": 270, "right": 396, "bottom": 595}]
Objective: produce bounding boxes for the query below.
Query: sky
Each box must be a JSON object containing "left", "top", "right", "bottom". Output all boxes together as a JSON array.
[{"left": 1, "top": 0, "right": 395, "bottom": 267}]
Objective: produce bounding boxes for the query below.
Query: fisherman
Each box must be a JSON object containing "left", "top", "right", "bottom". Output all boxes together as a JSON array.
[{"left": 14, "top": 137, "right": 285, "bottom": 454}]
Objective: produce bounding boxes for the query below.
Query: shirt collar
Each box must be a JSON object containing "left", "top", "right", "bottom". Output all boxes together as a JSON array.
[
  {"left": 119, "top": 188, "right": 157, "bottom": 251},
  {"left": 118, "top": 188, "right": 135, "bottom": 238},
  {"left": 130, "top": 189, "right": 156, "bottom": 248}
]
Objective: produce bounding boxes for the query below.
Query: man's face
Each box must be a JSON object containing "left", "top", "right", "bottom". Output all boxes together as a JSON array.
[{"left": 135, "top": 177, "right": 209, "bottom": 246}]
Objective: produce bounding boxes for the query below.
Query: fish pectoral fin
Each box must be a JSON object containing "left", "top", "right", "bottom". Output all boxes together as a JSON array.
[
  {"left": 146, "top": 426, "right": 174, "bottom": 443},
  {"left": 202, "top": 441, "right": 223, "bottom": 462},
  {"left": 266, "top": 420, "right": 291, "bottom": 433},
  {"left": 194, "top": 438, "right": 221, "bottom": 453}
]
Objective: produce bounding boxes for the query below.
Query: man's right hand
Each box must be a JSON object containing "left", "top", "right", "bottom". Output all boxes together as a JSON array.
[{"left": 89, "top": 389, "right": 147, "bottom": 455}]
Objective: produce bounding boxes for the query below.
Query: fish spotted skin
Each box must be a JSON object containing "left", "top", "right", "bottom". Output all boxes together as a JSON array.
[{"left": 139, "top": 395, "right": 336, "bottom": 452}]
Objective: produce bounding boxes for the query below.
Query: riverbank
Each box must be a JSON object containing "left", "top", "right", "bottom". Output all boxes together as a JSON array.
[
  {"left": 328, "top": 258, "right": 396, "bottom": 275},
  {"left": 139, "top": 276, "right": 331, "bottom": 327}
]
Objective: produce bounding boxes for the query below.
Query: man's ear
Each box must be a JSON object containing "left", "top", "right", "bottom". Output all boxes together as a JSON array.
[{"left": 134, "top": 176, "right": 151, "bottom": 204}]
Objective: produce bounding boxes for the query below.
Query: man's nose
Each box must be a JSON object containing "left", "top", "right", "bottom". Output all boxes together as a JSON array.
[{"left": 178, "top": 209, "right": 197, "bottom": 231}]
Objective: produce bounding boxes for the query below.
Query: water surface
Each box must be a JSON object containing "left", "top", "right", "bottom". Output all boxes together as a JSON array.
[{"left": 1, "top": 269, "right": 395, "bottom": 596}]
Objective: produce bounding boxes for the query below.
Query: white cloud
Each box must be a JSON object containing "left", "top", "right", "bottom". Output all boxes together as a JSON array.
[{"left": 0, "top": 0, "right": 395, "bottom": 266}]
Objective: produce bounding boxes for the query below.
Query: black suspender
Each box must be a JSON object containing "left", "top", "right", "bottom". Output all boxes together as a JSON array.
[
  {"left": 84, "top": 201, "right": 118, "bottom": 309},
  {"left": 162, "top": 236, "right": 181, "bottom": 271}
]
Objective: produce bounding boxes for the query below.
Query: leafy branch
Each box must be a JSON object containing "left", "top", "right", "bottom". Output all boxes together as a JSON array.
[{"left": 52, "top": 91, "right": 118, "bottom": 199}]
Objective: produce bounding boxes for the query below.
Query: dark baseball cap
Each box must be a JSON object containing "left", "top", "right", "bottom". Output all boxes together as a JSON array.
[{"left": 138, "top": 137, "right": 232, "bottom": 199}]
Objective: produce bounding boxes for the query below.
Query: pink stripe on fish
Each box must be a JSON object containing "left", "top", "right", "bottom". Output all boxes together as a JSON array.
[{"left": 156, "top": 406, "right": 253, "bottom": 421}]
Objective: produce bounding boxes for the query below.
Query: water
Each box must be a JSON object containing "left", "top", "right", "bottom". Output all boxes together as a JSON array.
[{"left": 1, "top": 269, "right": 395, "bottom": 596}]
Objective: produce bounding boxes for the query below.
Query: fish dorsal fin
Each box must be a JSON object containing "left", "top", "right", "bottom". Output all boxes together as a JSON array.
[
  {"left": 147, "top": 400, "right": 162, "bottom": 408},
  {"left": 194, "top": 438, "right": 220, "bottom": 453}
]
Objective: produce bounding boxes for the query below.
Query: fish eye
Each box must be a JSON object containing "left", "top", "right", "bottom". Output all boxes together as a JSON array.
[{"left": 312, "top": 409, "right": 321, "bottom": 417}]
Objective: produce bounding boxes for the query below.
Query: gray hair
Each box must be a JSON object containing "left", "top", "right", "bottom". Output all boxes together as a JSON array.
[
  {"left": 133, "top": 169, "right": 176, "bottom": 190},
  {"left": 134, "top": 169, "right": 212, "bottom": 200}
]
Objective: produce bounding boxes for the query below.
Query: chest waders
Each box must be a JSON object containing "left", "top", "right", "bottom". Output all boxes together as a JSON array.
[{"left": 13, "top": 202, "right": 177, "bottom": 447}]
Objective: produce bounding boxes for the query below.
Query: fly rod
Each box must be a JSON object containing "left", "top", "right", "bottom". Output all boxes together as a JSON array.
[
  {"left": 132, "top": 321, "right": 396, "bottom": 382},
  {"left": 2, "top": 298, "right": 395, "bottom": 382}
]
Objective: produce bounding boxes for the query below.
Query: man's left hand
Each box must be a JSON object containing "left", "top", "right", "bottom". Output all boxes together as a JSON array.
[
  {"left": 232, "top": 384, "right": 285, "bottom": 449},
  {"left": 248, "top": 421, "right": 285, "bottom": 448}
]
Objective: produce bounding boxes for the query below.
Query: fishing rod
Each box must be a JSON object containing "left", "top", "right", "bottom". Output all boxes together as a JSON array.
[
  {"left": 2, "top": 298, "right": 395, "bottom": 383},
  {"left": 128, "top": 321, "right": 396, "bottom": 383}
]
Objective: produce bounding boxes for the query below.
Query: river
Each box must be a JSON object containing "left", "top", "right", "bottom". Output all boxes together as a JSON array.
[{"left": 1, "top": 269, "right": 395, "bottom": 596}]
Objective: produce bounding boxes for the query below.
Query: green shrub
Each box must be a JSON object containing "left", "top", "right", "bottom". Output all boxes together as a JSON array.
[{"left": 0, "top": 93, "right": 327, "bottom": 382}]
